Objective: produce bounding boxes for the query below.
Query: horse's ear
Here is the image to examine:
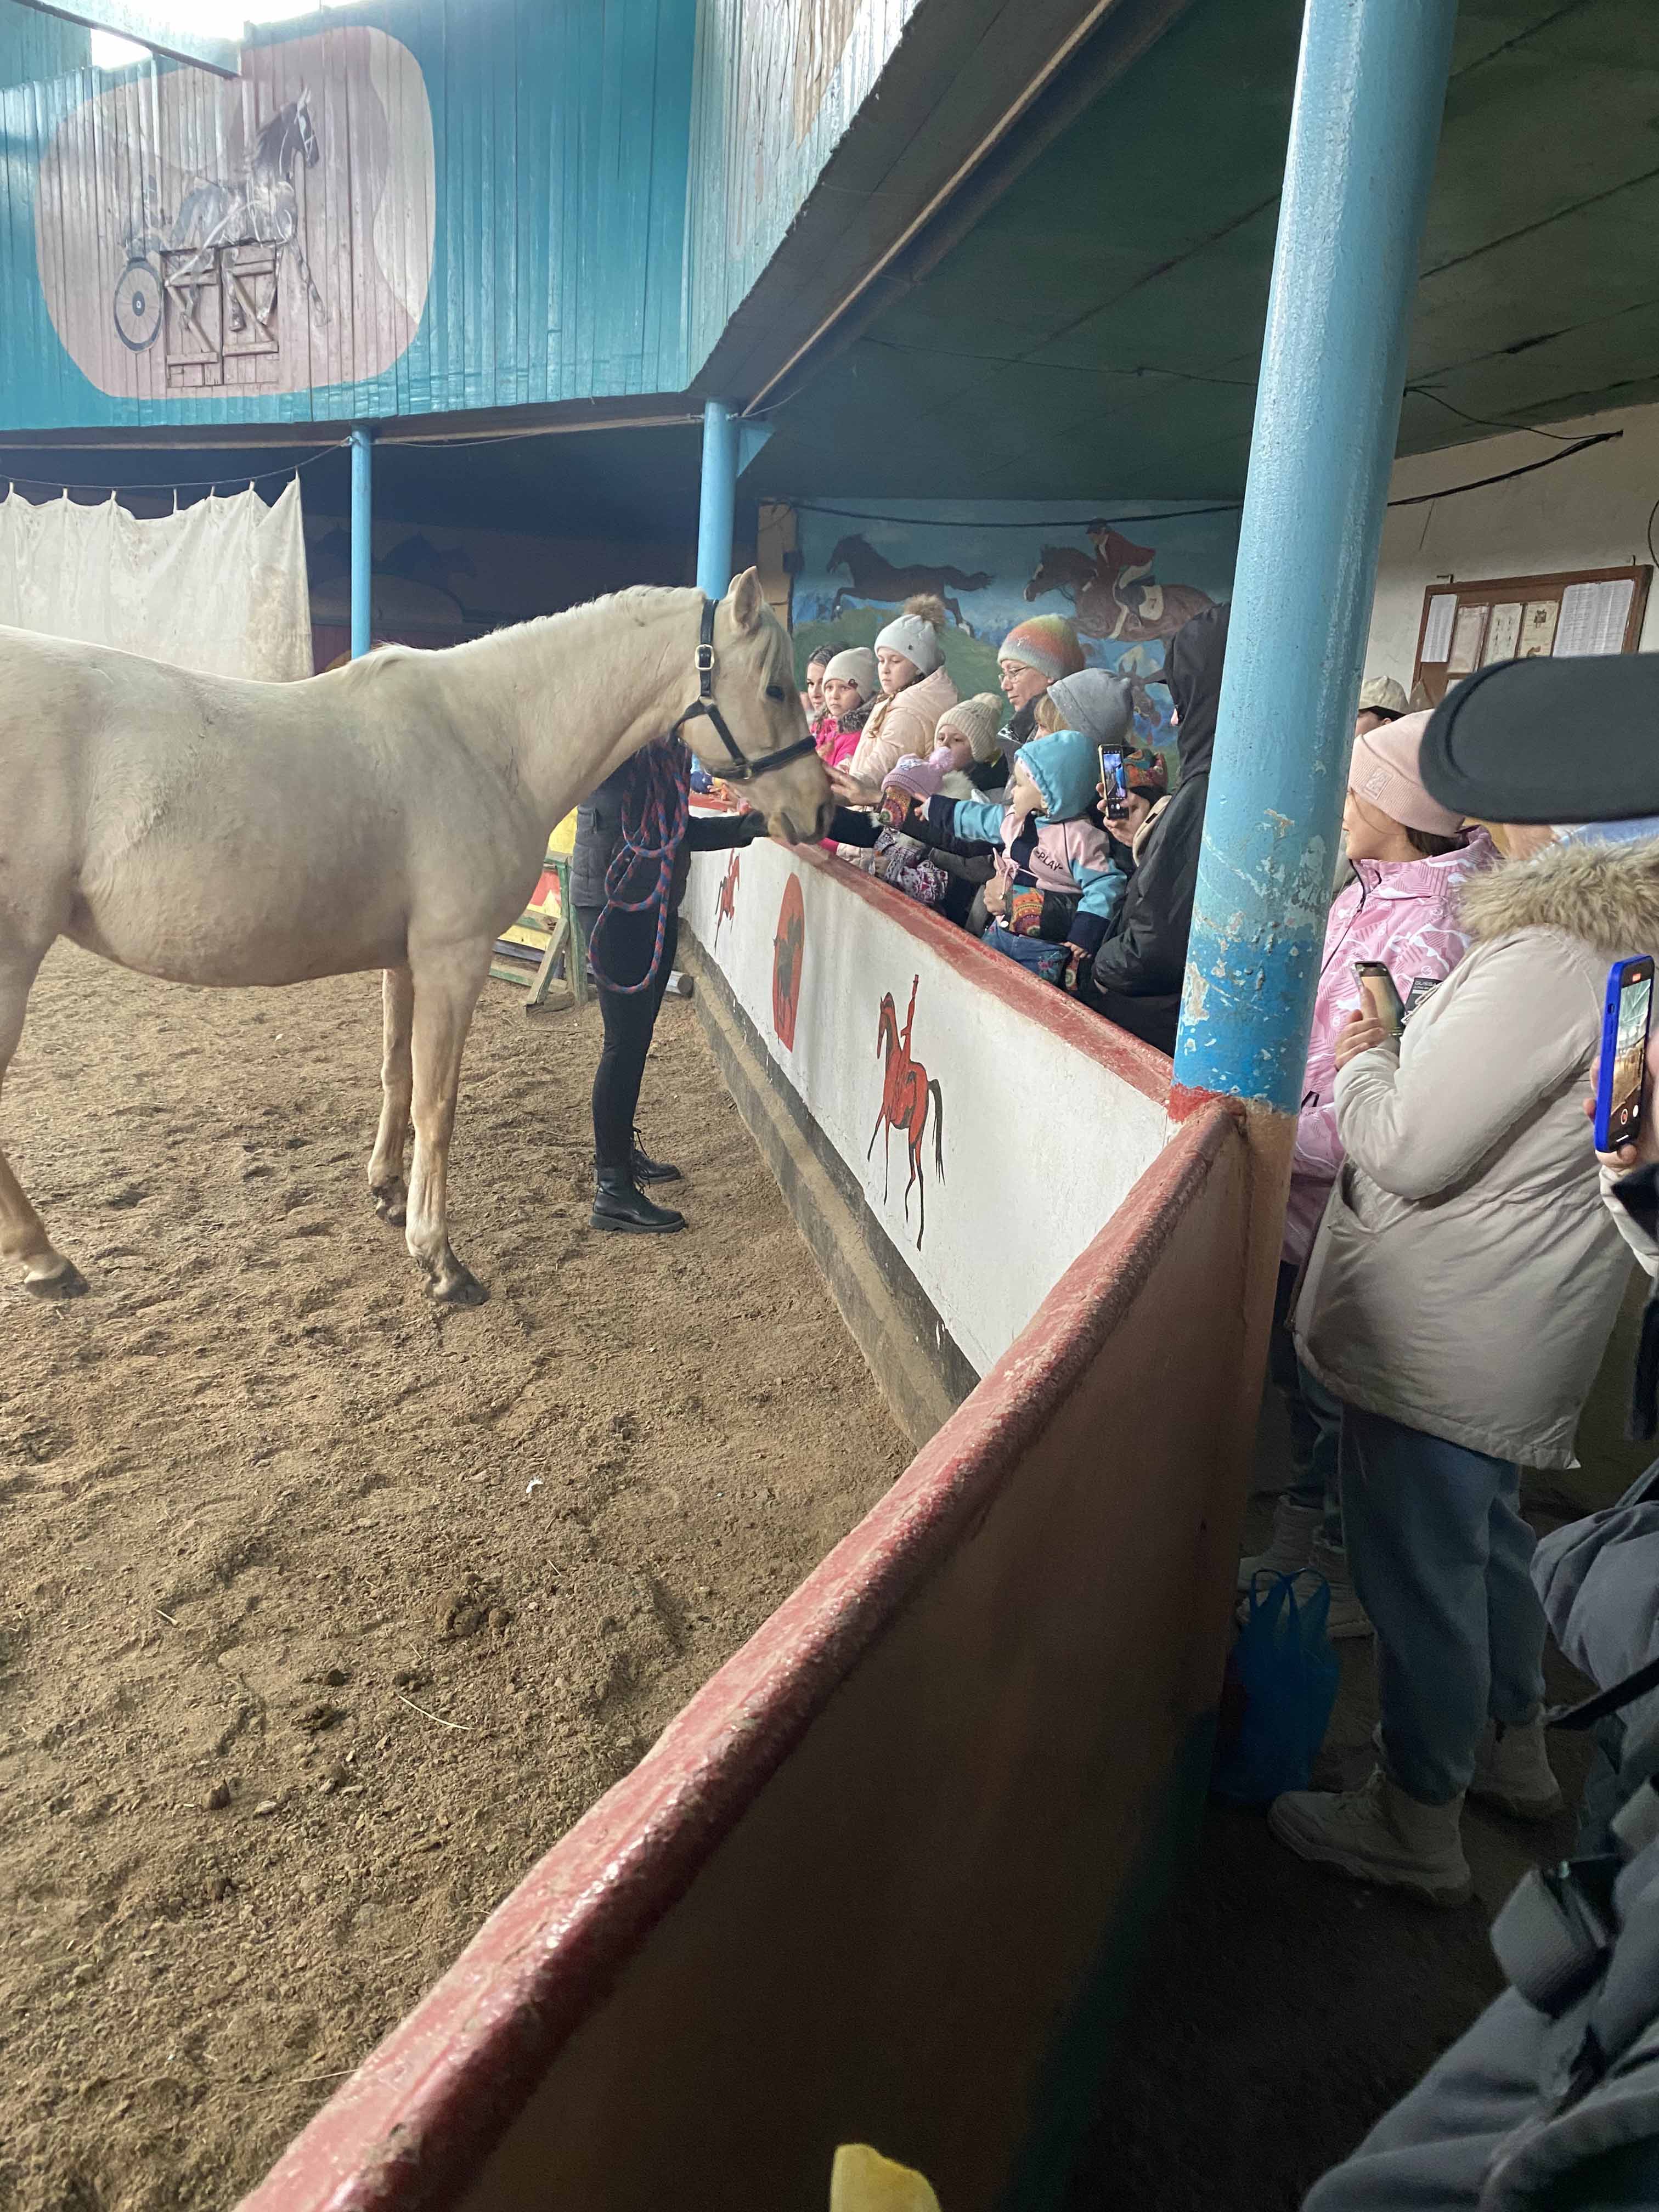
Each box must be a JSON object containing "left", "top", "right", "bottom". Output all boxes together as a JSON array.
[{"left": 727, "top": 567, "right": 764, "bottom": 635}]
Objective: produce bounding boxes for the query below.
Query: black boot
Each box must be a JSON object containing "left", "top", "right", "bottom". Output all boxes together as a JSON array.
[
  {"left": 631, "top": 1128, "right": 682, "bottom": 1184},
  {"left": 592, "top": 1166, "right": 685, "bottom": 1234}
]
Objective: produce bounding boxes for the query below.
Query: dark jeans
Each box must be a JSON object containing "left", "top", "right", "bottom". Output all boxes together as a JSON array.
[
  {"left": 1340, "top": 1403, "right": 1547, "bottom": 1804},
  {"left": 577, "top": 903, "right": 679, "bottom": 1174}
]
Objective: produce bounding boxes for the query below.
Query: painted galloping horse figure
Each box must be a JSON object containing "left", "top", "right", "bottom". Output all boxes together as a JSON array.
[
  {"left": 172, "top": 89, "right": 328, "bottom": 324},
  {"left": 869, "top": 976, "right": 945, "bottom": 1248},
  {"left": 1023, "top": 528, "right": 1214, "bottom": 644}
]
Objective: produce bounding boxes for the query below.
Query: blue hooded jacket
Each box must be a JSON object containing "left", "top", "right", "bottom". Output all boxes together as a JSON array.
[{"left": 917, "top": 726, "right": 1127, "bottom": 952}]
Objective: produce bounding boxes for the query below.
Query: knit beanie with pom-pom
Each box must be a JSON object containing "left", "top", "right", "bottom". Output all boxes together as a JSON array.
[
  {"left": 997, "top": 614, "right": 1085, "bottom": 684},
  {"left": 934, "top": 692, "right": 1005, "bottom": 764},
  {"left": 874, "top": 594, "right": 947, "bottom": 676}
]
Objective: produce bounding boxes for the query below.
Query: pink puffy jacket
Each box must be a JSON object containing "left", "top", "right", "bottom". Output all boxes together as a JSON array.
[{"left": 1283, "top": 828, "right": 1498, "bottom": 1265}]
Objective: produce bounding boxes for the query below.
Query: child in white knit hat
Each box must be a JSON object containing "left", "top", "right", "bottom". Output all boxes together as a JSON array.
[{"left": 849, "top": 596, "right": 960, "bottom": 788}]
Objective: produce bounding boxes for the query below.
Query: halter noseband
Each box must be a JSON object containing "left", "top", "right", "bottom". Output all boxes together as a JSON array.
[{"left": 675, "top": 595, "right": 820, "bottom": 784}]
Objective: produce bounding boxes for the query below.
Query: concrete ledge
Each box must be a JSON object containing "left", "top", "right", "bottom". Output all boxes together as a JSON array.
[{"left": 684, "top": 934, "right": 973, "bottom": 1446}]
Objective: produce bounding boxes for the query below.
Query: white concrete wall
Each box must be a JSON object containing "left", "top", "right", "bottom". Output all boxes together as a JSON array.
[
  {"left": 1365, "top": 400, "right": 1659, "bottom": 689},
  {"left": 682, "top": 838, "right": 1170, "bottom": 1381}
]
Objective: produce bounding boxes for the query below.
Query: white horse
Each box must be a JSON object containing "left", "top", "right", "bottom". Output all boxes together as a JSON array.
[{"left": 0, "top": 570, "right": 828, "bottom": 1306}]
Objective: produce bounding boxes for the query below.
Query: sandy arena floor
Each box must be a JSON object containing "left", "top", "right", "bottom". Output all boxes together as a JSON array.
[{"left": 0, "top": 945, "right": 910, "bottom": 2212}]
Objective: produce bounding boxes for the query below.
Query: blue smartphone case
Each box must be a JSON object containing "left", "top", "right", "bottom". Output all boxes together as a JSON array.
[{"left": 1595, "top": 957, "right": 1653, "bottom": 1151}]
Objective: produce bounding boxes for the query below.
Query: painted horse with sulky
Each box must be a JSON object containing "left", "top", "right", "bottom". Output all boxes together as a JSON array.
[{"left": 0, "top": 571, "right": 828, "bottom": 1306}]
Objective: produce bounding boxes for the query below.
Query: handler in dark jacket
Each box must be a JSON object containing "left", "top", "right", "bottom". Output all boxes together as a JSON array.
[
  {"left": 573, "top": 747, "right": 766, "bottom": 1234},
  {"left": 1071, "top": 601, "right": 1229, "bottom": 1054}
]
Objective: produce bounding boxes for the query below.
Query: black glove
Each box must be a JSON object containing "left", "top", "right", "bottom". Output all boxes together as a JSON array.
[{"left": 741, "top": 810, "right": 771, "bottom": 843}]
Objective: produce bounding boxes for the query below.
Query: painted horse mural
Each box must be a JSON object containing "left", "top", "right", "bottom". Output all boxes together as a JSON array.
[
  {"left": 829, "top": 537, "right": 991, "bottom": 629},
  {"left": 714, "top": 850, "right": 741, "bottom": 954},
  {"left": 114, "top": 91, "right": 326, "bottom": 356},
  {"left": 1023, "top": 527, "right": 1214, "bottom": 644},
  {"left": 869, "top": 977, "right": 944, "bottom": 1248}
]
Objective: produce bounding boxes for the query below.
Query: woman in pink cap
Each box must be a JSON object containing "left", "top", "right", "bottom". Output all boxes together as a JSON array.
[{"left": 1243, "top": 714, "right": 1497, "bottom": 1633}]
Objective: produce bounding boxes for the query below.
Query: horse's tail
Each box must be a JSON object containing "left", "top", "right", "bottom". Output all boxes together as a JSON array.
[{"left": 929, "top": 1080, "right": 945, "bottom": 1180}]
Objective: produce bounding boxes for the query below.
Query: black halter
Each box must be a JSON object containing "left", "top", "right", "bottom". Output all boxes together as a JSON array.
[{"left": 675, "top": 595, "right": 820, "bottom": 784}]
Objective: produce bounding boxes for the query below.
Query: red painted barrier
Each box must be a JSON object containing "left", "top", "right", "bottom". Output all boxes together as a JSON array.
[{"left": 240, "top": 1101, "right": 1253, "bottom": 2212}]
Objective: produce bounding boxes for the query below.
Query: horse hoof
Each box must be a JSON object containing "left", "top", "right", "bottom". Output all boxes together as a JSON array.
[
  {"left": 25, "top": 1259, "right": 88, "bottom": 1301},
  {"left": 371, "top": 1183, "right": 408, "bottom": 1227},
  {"left": 430, "top": 1267, "right": 489, "bottom": 1308}
]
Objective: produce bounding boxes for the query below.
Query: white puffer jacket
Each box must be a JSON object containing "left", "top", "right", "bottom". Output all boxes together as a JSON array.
[
  {"left": 848, "top": 664, "right": 959, "bottom": 788},
  {"left": 1295, "top": 838, "right": 1657, "bottom": 1468}
]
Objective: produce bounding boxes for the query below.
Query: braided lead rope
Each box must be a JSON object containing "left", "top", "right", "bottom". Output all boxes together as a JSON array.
[{"left": 588, "top": 738, "right": 693, "bottom": 996}]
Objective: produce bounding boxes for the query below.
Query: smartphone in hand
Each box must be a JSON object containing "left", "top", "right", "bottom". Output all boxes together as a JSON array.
[
  {"left": 1098, "top": 746, "right": 1129, "bottom": 821},
  {"left": 1353, "top": 959, "right": 1405, "bottom": 1037},
  {"left": 1595, "top": 955, "right": 1655, "bottom": 1152}
]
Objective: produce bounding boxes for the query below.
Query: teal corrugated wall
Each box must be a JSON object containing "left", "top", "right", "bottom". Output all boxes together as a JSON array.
[
  {"left": 682, "top": 0, "right": 918, "bottom": 382},
  {"left": 0, "top": 0, "right": 696, "bottom": 430}
]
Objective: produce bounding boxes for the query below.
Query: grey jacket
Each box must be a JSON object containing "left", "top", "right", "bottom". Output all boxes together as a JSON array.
[{"left": 1296, "top": 839, "right": 1657, "bottom": 1466}]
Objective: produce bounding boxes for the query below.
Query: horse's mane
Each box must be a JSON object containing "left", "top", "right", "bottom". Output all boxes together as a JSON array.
[{"left": 323, "top": 583, "right": 788, "bottom": 691}]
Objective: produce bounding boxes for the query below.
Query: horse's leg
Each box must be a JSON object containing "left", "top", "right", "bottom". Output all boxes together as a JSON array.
[
  {"left": 403, "top": 940, "right": 490, "bottom": 1306},
  {"left": 0, "top": 941, "right": 84, "bottom": 1299},
  {"left": 368, "top": 964, "right": 414, "bottom": 1226}
]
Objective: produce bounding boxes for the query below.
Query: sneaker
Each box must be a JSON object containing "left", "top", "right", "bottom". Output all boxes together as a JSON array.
[
  {"left": 1310, "top": 1539, "right": 1373, "bottom": 1641},
  {"left": 1237, "top": 1498, "right": 1322, "bottom": 1594},
  {"left": 1469, "top": 1716, "right": 1564, "bottom": 1823},
  {"left": 1269, "top": 1768, "right": 1472, "bottom": 1906}
]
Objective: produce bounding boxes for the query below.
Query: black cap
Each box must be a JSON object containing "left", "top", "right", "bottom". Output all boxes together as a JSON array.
[{"left": 1420, "top": 654, "right": 1659, "bottom": 824}]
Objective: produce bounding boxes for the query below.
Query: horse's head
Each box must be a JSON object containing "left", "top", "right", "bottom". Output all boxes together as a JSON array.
[
  {"left": 1024, "top": 548, "right": 1080, "bottom": 603},
  {"left": 828, "top": 537, "right": 857, "bottom": 573},
  {"left": 877, "top": 992, "right": 896, "bottom": 1051},
  {"left": 695, "top": 569, "right": 832, "bottom": 843},
  {"left": 294, "top": 88, "right": 320, "bottom": 168}
]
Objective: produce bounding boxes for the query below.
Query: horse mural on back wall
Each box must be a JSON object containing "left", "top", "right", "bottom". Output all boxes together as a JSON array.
[
  {"left": 829, "top": 537, "right": 991, "bottom": 629},
  {"left": 1023, "top": 527, "right": 1214, "bottom": 645}
]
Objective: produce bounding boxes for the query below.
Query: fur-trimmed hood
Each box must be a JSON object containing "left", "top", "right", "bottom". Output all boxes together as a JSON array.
[{"left": 1460, "top": 835, "right": 1659, "bottom": 958}]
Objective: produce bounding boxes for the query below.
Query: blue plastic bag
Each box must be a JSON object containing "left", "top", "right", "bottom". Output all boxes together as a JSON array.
[{"left": 1210, "top": 1570, "right": 1341, "bottom": 1805}]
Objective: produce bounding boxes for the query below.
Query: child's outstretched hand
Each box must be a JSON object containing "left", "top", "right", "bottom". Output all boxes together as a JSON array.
[{"left": 827, "top": 766, "right": 881, "bottom": 808}]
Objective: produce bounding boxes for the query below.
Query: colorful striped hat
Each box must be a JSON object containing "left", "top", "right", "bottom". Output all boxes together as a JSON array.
[{"left": 998, "top": 615, "right": 1086, "bottom": 684}]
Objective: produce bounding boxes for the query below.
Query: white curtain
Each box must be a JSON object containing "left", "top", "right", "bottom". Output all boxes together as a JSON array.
[{"left": 0, "top": 476, "right": 312, "bottom": 681}]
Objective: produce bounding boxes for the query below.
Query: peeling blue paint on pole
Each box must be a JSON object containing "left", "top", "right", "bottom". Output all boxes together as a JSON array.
[
  {"left": 696, "top": 399, "right": 739, "bottom": 602},
  {"left": 1172, "top": 0, "right": 1458, "bottom": 1114},
  {"left": 349, "top": 422, "right": 374, "bottom": 662}
]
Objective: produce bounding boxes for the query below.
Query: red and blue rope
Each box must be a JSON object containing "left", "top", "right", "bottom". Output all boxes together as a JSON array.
[{"left": 588, "top": 737, "right": 692, "bottom": 996}]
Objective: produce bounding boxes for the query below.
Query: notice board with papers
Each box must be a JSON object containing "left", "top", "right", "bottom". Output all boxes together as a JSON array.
[{"left": 1410, "top": 563, "right": 1650, "bottom": 706}]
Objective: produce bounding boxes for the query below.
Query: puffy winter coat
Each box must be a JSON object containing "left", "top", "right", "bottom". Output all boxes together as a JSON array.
[
  {"left": 1283, "top": 828, "right": 1499, "bottom": 1265},
  {"left": 1294, "top": 837, "right": 1658, "bottom": 1468},
  {"left": 849, "top": 664, "right": 959, "bottom": 787}
]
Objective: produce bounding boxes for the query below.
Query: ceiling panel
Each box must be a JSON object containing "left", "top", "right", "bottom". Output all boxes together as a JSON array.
[{"left": 758, "top": 0, "right": 1659, "bottom": 505}]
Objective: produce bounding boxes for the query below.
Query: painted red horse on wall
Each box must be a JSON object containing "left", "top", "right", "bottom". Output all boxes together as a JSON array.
[
  {"left": 713, "top": 849, "right": 740, "bottom": 952},
  {"left": 869, "top": 975, "right": 945, "bottom": 1248}
]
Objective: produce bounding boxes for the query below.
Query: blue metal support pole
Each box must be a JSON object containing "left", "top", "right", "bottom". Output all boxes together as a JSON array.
[
  {"left": 1172, "top": 0, "right": 1458, "bottom": 1115},
  {"left": 349, "top": 423, "right": 374, "bottom": 660},
  {"left": 696, "top": 399, "right": 739, "bottom": 602}
]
